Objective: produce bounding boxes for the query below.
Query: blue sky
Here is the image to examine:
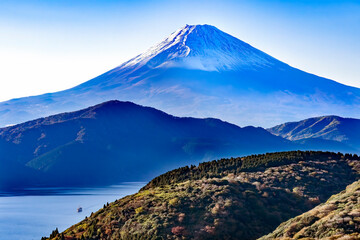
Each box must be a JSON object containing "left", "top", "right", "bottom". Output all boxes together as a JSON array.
[{"left": 0, "top": 0, "right": 359, "bottom": 101}]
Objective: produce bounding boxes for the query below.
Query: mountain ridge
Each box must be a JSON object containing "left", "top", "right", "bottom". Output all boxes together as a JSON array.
[
  {"left": 268, "top": 115, "right": 360, "bottom": 152},
  {"left": 0, "top": 100, "right": 297, "bottom": 191}
]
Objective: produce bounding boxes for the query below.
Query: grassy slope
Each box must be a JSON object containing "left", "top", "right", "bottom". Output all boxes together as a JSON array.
[
  {"left": 45, "top": 151, "right": 360, "bottom": 240},
  {"left": 259, "top": 179, "right": 360, "bottom": 240}
]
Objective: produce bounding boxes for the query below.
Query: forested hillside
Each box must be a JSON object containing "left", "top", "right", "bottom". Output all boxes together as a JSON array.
[{"left": 44, "top": 151, "right": 360, "bottom": 240}]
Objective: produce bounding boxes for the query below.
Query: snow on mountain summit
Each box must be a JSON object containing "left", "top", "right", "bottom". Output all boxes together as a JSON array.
[{"left": 119, "top": 24, "right": 282, "bottom": 72}]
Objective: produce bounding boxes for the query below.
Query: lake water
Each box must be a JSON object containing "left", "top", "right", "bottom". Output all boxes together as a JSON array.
[{"left": 0, "top": 183, "right": 145, "bottom": 240}]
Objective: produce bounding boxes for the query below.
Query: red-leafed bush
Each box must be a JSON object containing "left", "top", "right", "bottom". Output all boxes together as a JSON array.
[{"left": 171, "top": 226, "right": 185, "bottom": 236}]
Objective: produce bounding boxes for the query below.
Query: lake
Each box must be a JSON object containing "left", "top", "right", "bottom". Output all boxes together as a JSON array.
[{"left": 0, "top": 183, "right": 145, "bottom": 240}]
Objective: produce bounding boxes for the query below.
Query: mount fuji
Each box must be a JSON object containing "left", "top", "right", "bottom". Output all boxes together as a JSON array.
[{"left": 1, "top": 24, "right": 360, "bottom": 127}]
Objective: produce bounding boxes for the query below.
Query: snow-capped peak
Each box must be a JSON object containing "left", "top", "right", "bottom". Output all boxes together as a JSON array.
[{"left": 118, "top": 24, "right": 281, "bottom": 72}]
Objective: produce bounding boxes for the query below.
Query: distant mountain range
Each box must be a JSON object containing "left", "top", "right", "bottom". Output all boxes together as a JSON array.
[
  {"left": 2, "top": 101, "right": 359, "bottom": 191},
  {"left": 1, "top": 24, "right": 360, "bottom": 127},
  {"left": 268, "top": 115, "right": 360, "bottom": 152},
  {"left": 0, "top": 100, "right": 296, "bottom": 191}
]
